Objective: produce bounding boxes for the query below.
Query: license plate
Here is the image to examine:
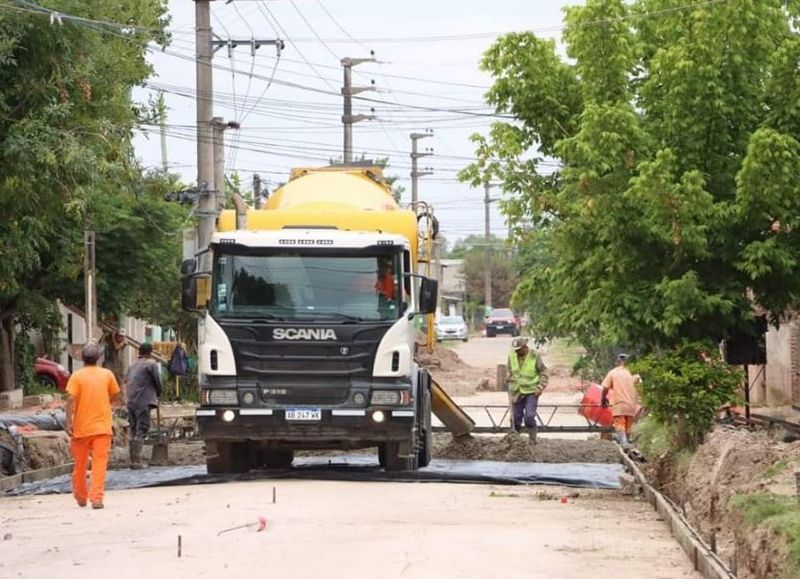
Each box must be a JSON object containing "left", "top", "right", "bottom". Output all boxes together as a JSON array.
[{"left": 286, "top": 408, "right": 321, "bottom": 421}]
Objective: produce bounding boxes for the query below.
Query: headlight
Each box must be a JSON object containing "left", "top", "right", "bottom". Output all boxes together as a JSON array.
[
  {"left": 371, "top": 390, "right": 401, "bottom": 405},
  {"left": 353, "top": 392, "right": 367, "bottom": 405},
  {"left": 221, "top": 410, "right": 236, "bottom": 422},
  {"left": 206, "top": 389, "right": 238, "bottom": 405},
  {"left": 372, "top": 410, "right": 386, "bottom": 423},
  {"left": 242, "top": 392, "right": 255, "bottom": 405}
]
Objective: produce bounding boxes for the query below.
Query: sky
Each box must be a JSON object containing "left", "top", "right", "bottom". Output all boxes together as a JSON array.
[{"left": 132, "top": 0, "right": 580, "bottom": 246}]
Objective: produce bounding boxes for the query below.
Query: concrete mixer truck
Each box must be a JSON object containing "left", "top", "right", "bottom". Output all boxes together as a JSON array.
[{"left": 181, "top": 166, "right": 439, "bottom": 473}]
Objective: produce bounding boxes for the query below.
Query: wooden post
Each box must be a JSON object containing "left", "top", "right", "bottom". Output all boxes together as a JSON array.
[{"left": 496, "top": 364, "right": 507, "bottom": 392}]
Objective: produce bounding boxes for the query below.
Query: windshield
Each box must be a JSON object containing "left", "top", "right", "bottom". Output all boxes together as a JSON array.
[
  {"left": 491, "top": 309, "right": 514, "bottom": 318},
  {"left": 438, "top": 317, "right": 464, "bottom": 325},
  {"left": 211, "top": 251, "right": 402, "bottom": 322}
]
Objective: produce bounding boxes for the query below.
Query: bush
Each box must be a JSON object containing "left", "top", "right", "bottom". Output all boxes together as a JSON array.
[
  {"left": 630, "top": 342, "right": 742, "bottom": 449},
  {"left": 634, "top": 415, "right": 671, "bottom": 459}
]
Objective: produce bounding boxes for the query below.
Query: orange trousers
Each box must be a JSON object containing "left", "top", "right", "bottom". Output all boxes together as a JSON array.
[
  {"left": 613, "top": 415, "right": 635, "bottom": 434},
  {"left": 70, "top": 434, "right": 112, "bottom": 505}
]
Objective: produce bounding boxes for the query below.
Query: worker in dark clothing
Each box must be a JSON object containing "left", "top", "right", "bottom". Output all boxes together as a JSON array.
[{"left": 125, "top": 343, "right": 162, "bottom": 469}]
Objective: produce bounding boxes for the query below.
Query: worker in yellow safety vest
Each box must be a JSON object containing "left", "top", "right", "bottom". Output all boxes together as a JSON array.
[{"left": 507, "top": 337, "right": 549, "bottom": 432}]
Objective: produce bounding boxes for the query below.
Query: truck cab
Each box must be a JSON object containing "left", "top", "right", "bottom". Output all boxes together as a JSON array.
[{"left": 182, "top": 167, "right": 438, "bottom": 473}]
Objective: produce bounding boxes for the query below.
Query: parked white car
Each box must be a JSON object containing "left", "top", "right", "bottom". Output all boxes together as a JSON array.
[{"left": 436, "top": 316, "right": 469, "bottom": 342}]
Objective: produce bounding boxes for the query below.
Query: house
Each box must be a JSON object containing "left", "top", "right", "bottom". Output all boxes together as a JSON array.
[
  {"left": 748, "top": 316, "right": 800, "bottom": 407},
  {"left": 435, "top": 259, "right": 466, "bottom": 317}
]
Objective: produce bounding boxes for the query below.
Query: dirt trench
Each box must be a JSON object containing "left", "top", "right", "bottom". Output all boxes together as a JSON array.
[{"left": 650, "top": 425, "right": 800, "bottom": 579}]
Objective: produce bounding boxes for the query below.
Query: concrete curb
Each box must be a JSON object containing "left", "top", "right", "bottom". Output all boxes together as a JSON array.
[
  {"left": 0, "top": 463, "right": 74, "bottom": 494},
  {"left": 617, "top": 446, "right": 736, "bottom": 579}
]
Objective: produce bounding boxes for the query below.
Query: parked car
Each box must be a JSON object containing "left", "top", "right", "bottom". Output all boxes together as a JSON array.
[
  {"left": 34, "top": 357, "right": 71, "bottom": 391},
  {"left": 436, "top": 316, "right": 469, "bottom": 342},
  {"left": 485, "top": 308, "right": 520, "bottom": 337}
]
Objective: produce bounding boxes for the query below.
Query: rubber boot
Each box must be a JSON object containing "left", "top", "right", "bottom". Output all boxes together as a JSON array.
[
  {"left": 614, "top": 431, "right": 631, "bottom": 448},
  {"left": 129, "top": 440, "right": 144, "bottom": 470}
]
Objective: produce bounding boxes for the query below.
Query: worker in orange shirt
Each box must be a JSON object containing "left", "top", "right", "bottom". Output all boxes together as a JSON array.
[
  {"left": 375, "top": 257, "right": 396, "bottom": 303},
  {"left": 65, "top": 343, "right": 123, "bottom": 509},
  {"left": 601, "top": 353, "right": 641, "bottom": 447}
]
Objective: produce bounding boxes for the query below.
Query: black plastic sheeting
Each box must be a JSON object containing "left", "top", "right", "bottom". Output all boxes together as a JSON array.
[
  {"left": 0, "top": 410, "right": 66, "bottom": 431},
  {"left": 7, "top": 456, "right": 622, "bottom": 496}
]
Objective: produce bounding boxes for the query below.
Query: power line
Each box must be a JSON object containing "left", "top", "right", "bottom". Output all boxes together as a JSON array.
[
  {"left": 257, "top": 0, "right": 335, "bottom": 91},
  {"left": 290, "top": 0, "right": 339, "bottom": 62},
  {"left": 5, "top": 0, "right": 731, "bottom": 43}
]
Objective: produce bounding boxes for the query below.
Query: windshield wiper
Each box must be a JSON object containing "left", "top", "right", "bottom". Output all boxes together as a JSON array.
[
  {"left": 222, "top": 313, "right": 286, "bottom": 322},
  {"left": 294, "top": 312, "right": 369, "bottom": 323}
]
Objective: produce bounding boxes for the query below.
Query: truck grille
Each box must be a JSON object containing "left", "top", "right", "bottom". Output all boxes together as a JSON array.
[{"left": 221, "top": 322, "right": 388, "bottom": 380}]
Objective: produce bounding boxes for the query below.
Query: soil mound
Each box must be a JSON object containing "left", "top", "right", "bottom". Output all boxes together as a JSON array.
[
  {"left": 658, "top": 425, "right": 800, "bottom": 578},
  {"left": 416, "top": 342, "right": 495, "bottom": 396},
  {"left": 432, "top": 433, "right": 620, "bottom": 464},
  {"left": 416, "top": 346, "right": 467, "bottom": 373}
]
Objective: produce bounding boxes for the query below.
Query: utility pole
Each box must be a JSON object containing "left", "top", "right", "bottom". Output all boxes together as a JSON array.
[
  {"left": 195, "top": 0, "right": 215, "bottom": 273},
  {"left": 158, "top": 91, "right": 168, "bottom": 172},
  {"left": 211, "top": 117, "right": 240, "bottom": 211},
  {"left": 341, "top": 55, "right": 376, "bottom": 163},
  {"left": 410, "top": 130, "right": 434, "bottom": 205},
  {"left": 212, "top": 117, "right": 247, "bottom": 230},
  {"left": 484, "top": 182, "right": 497, "bottom": 312},
  {"left": 195, "top": 0, "right": 283, "bottom": 270},
  {"left": 253, "top": 173, "right": 264, "bottom": 209},
  {"left": 84, "top": 230, "right": 97, "bottom": 343}
]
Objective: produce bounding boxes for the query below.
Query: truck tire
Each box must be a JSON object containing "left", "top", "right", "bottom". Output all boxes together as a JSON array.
[
  {"left": 417, "top": 382, "right": 432, "bottom": 468},
  {"left": 381, "top": 441, "right": 417, "bottom": 471},
  {"left": 261, "top": 448, "right": 294, "bottom": 468},
  {"left": 206, "top": 440, "right": 253, "bottom": 474}
]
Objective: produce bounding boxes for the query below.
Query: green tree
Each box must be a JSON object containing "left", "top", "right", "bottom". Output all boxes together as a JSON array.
[
  {"left": 0, "top": 1, "right": 174, "bottom": 392},
  {"left": 447, "top": 234, "right": 517, "bottom": 308},
  {"left": 463, "top": 0, "right": 800, "bottom": 352}
]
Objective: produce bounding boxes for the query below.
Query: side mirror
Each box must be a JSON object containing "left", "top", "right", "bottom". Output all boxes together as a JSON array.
[
  {"left": 181, "top": 258, "right": 197, "bottom": 275},
  {"left": 181, "top": 274, "right": 210, "bottom": 312},
  {"left": 419, "top": 278, "right": 438, "bottom": 314}
]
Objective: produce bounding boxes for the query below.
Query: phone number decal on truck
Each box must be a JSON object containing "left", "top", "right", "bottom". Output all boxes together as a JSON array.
[{"left": 278, "top": 239, "right": 334, "bottom": 245}]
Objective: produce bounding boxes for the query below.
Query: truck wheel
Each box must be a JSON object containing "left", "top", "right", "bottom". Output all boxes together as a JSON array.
[
  {"left": 381, "top": 441, "right": 417, "bottom": 471},
  {"left": 262, "top": 448, "right": 294, "bottom": 468},
  {"left": 417, "top": 384, "right": 432, "bottom": 468},
  {"left": 206, "top": 440, "right": 252, "bottom": 474}
]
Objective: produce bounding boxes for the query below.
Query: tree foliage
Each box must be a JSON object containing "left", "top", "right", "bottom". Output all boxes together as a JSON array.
[
  {"left": 0, "top": 1, "right": 180, "bottom": 391},
  {"left": 447, "top": 234, "right": 518, "bottom": 308},
  {"left": 463, "top": 0, "right": 800, "bottom": 352}
]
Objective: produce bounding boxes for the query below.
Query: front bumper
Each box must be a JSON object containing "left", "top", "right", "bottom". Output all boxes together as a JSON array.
[
  {"left": 196, "top": 406, "right": 416, "bottom": 448},
  {"left": 437, "top": 331, "right": 467, "bottom": 340},
  {"left": 487, "top": 323, "right": 516, "bottom": 333}
]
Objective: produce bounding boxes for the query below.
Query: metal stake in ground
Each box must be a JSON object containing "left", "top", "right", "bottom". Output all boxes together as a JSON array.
[{"left": 150, "top": 402, "right": 169, "bottom": 465}]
